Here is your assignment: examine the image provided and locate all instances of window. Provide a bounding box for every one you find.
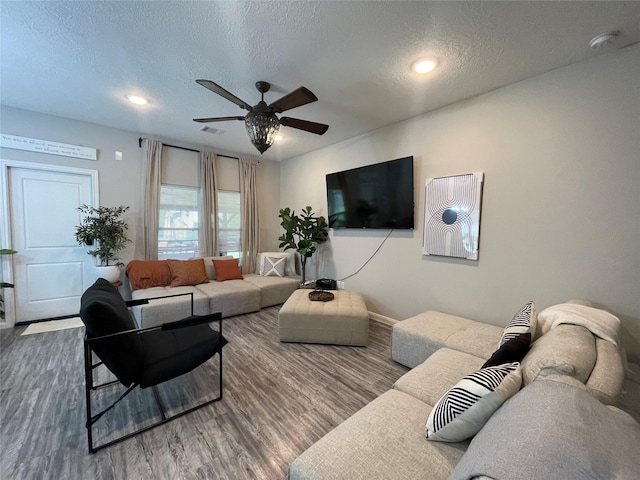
[158,185,200,259]
[218,190,241,258]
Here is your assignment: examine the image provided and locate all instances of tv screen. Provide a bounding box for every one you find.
[326,156,414,229]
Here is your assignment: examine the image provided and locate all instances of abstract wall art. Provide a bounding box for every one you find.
[422,172,484,260]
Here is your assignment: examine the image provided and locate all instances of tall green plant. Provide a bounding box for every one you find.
[0,249,17,320]
[278,206,329,284]
[75,205,131,266]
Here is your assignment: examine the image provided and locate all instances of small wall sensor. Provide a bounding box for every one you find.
[115,151,123,161]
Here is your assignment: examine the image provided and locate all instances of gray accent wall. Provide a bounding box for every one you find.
[280,44,640,362]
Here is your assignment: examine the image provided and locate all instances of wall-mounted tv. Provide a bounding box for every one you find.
[326,156,414,229]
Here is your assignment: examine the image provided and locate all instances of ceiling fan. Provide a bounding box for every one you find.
[193,79,329,154]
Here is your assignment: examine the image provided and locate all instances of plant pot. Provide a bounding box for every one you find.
[96,265,121,283]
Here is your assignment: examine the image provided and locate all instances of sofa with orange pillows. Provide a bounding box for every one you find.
[125,252,300,328]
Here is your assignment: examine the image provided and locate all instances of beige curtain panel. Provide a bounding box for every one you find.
[239,157,259,274]
[199,151,219,257]
[142,139,163,260]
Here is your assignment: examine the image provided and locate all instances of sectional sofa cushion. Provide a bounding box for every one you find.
[130,285,211,328]
[195,279,260,317]
[426,363,522,442]
[243,274,300,308]
[585,337,625,405]
[166,258,209,287]
[497,301,536,347]
[289,389,469,480]
[392,311,503,368]
[449,378,640,480]
[393,348,485,407]
[520,324,596,385]
[126,260,172,291]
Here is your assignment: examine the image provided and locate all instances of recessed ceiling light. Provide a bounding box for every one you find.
[412,57,439,74]
[127,94,148,105]
[274,134,283,141]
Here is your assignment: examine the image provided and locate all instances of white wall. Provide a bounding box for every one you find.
[0,107,281,289]
[280,44,640,361]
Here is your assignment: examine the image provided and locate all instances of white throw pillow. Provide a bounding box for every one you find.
[498,301,536,347]
[262,256,286,277]
[258,251,296,276]
[426,362,522,442]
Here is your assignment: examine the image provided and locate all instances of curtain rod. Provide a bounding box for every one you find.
[138,137,239,160]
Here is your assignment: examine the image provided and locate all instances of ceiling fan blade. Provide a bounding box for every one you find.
[193,116,245,123]
[195,79,253,111]
[280,117,329,135]
[269,87,318,113]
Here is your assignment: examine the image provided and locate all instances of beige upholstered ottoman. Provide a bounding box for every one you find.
[279,289,369,346]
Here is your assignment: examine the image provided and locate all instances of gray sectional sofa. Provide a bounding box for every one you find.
[125,255,300,328]
[289,302,640,479]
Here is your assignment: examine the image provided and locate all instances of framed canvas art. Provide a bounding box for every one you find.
[422,172,484,260]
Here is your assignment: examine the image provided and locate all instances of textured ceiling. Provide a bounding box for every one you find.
[1,1,639,161]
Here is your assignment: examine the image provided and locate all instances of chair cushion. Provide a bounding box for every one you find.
[80,278,144,387]
[138,319,227,388]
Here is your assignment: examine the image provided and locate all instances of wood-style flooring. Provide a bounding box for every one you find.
[1,307,409,479]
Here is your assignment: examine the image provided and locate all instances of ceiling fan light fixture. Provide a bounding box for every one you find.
[194,79,328,155]
[245,110,280,154]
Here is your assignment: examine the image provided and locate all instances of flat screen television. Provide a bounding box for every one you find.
[326,156,414,229]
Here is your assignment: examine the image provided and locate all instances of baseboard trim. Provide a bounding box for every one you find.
[368,311,398,326]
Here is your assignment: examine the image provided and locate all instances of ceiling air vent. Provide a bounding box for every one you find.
[199,125,225,135]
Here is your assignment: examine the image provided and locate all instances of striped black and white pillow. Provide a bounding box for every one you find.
[498,301,536,347]
[426,362,522,442]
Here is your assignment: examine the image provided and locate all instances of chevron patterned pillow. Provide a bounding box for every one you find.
[262,256,287,277]
[426,362,522,442]
[498,301,536,347]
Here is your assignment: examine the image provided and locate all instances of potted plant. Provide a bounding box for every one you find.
[0,248,17,320]
[278,206,329,284]
[75,204,131,282]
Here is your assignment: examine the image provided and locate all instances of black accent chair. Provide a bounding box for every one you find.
[79,278,227,453]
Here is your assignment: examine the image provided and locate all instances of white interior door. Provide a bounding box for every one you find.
[7,164,97,323]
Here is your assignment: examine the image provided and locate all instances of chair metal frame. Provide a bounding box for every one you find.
[83,292,223,453]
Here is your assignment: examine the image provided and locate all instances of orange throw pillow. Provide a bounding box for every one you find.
[126,260,172,291]
[166,259,209,287]
[212,258,244,282]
